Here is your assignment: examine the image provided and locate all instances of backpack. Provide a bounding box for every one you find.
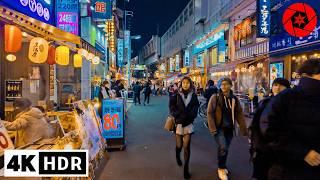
[249,97,271,161]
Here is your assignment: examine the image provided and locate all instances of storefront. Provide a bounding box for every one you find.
[192,24,228,88]
[269,0,320,85]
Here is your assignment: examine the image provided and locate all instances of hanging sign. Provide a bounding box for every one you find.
[117,38,124,67]
[56,0,79,35]
[91,0,112,20]
[28,37,49,64]
[257,0,271,37]
[1,0,54,24]
[102,99,124,139]
[175,55,180,71]
[184,50,190,67]
[169,58,175,72]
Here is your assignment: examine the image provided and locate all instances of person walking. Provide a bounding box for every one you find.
[250,78,290,180]
[206,77,248,180]
[133,81,142,105]
[264,59,320,180]
[143,81,152,105]
[169,77,199,179]
[204,80,218,105]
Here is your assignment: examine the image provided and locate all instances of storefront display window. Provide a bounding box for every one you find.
[209,47,218,66]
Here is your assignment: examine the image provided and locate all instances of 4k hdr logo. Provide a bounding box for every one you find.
[282,2,317,37]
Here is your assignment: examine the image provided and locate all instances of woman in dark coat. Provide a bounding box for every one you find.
[169,76,200,179]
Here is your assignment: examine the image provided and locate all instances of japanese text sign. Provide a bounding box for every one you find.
[91,0,112,20]
[102,99,124,139]
[56,0,79,35]
[257,0,271,37]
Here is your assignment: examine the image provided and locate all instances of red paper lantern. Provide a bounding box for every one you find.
[47,46,56,65]
[5,25,22,53]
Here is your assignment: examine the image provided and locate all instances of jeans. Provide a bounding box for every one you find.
[214,128,234,169]
[134,93,141,104]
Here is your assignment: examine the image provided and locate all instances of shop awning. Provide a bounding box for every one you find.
[0,5,81,45]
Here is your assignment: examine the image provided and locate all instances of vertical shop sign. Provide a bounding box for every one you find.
[56,0,79,35]
[91,0,112,20]
[257,0,271,37]
[197,53,204,67]
[170,58,174,72]
[117,38,124,67]
[175,55,180,71]
[124,30,131,63]
[102,99,124,139]
[184,50,190,67]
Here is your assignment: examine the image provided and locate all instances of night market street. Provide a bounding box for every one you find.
[97,96,252,180]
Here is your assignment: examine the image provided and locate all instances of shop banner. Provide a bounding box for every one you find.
[102,99,124,139]
[197,53,204,68]
[184,50,190,67]
[270,0,320,52]
[257,0,271,37]
[169,58,175,72]
[269,62,284,88]
[91,0,112,20]
[117,38,124,67]
[193,31,224,54]
[124,30,131,63]
[56,0,79,35]
[0,0,54,24]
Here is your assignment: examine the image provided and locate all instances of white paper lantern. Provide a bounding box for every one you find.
[92,56,100,65]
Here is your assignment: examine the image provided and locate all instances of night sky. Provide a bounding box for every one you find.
[118,0,190,56]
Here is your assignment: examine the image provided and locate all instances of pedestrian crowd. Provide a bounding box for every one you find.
[166,59,320,180]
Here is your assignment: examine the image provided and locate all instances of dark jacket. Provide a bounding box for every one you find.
[204,86,218,104]
[143,84,152,95]
[133,84,142,95]
[169,91,199,127]
[207,91,247,136]
[265,77,320,179]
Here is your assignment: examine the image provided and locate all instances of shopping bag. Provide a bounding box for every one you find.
[164,115,175,131]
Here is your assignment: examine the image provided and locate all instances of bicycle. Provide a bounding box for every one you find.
[198,101,209,129]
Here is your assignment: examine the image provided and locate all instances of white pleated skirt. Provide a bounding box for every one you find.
[176,124,194,135]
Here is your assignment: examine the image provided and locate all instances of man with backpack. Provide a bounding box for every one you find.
[207,78,248,180]
[250,78,290,180]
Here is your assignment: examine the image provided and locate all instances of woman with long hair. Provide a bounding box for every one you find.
[169,76,200,179]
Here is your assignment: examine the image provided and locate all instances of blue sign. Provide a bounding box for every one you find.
[193,31,224,54]
[257,0,271,37]
[270,62,284,88]
[1,0,54,25]
[184,50,190,67]
[102,99,124,139]
[270,0,320,52]
[117,39,124,67]
[91,0,112,20]
[56,0,79,35]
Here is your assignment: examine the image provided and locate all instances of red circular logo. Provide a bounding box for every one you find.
[282,3,317,37]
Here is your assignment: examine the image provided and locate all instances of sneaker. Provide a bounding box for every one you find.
[217,168,229,180]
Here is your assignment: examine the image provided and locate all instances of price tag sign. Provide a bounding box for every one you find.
[102,99,124,139]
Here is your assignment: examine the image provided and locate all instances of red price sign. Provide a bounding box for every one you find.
[103,114,120,131]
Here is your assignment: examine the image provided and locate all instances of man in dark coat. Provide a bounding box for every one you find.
[204,80,218,104]
[133,82,142,105]
[265,59,320,180]
[143,81,152,105]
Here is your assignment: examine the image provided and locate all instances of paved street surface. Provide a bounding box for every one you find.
[97,96,252,180]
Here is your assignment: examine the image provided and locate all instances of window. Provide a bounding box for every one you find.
[180,15,184,27]
[189,1,194,16]
[184,9,188,22]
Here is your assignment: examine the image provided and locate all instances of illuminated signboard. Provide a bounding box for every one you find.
[270,0,320,52]
[170,58,174,72]
[117,39,124,67]
[175,55,180,71]
[1,0,54,24]
[56,0,79,35]
[257,0,271,37]
[91,0,112,20]
[102,99,124,139]
[193,31,224,54]
[184,50,190,67]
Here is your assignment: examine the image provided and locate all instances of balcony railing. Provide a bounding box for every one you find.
[235,40,269,60]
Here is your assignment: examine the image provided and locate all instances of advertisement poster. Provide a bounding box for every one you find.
[269,62,284,88]
[73,101,103,160]
[102,99,124,139]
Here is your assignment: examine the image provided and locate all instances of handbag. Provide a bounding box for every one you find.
[164,115,175,131]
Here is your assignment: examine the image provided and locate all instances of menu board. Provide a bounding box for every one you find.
[102,99,124,139]
[73,101,104,160]
[5,80,22,99]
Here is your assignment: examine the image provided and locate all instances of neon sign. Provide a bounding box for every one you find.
[257,0,271,37]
